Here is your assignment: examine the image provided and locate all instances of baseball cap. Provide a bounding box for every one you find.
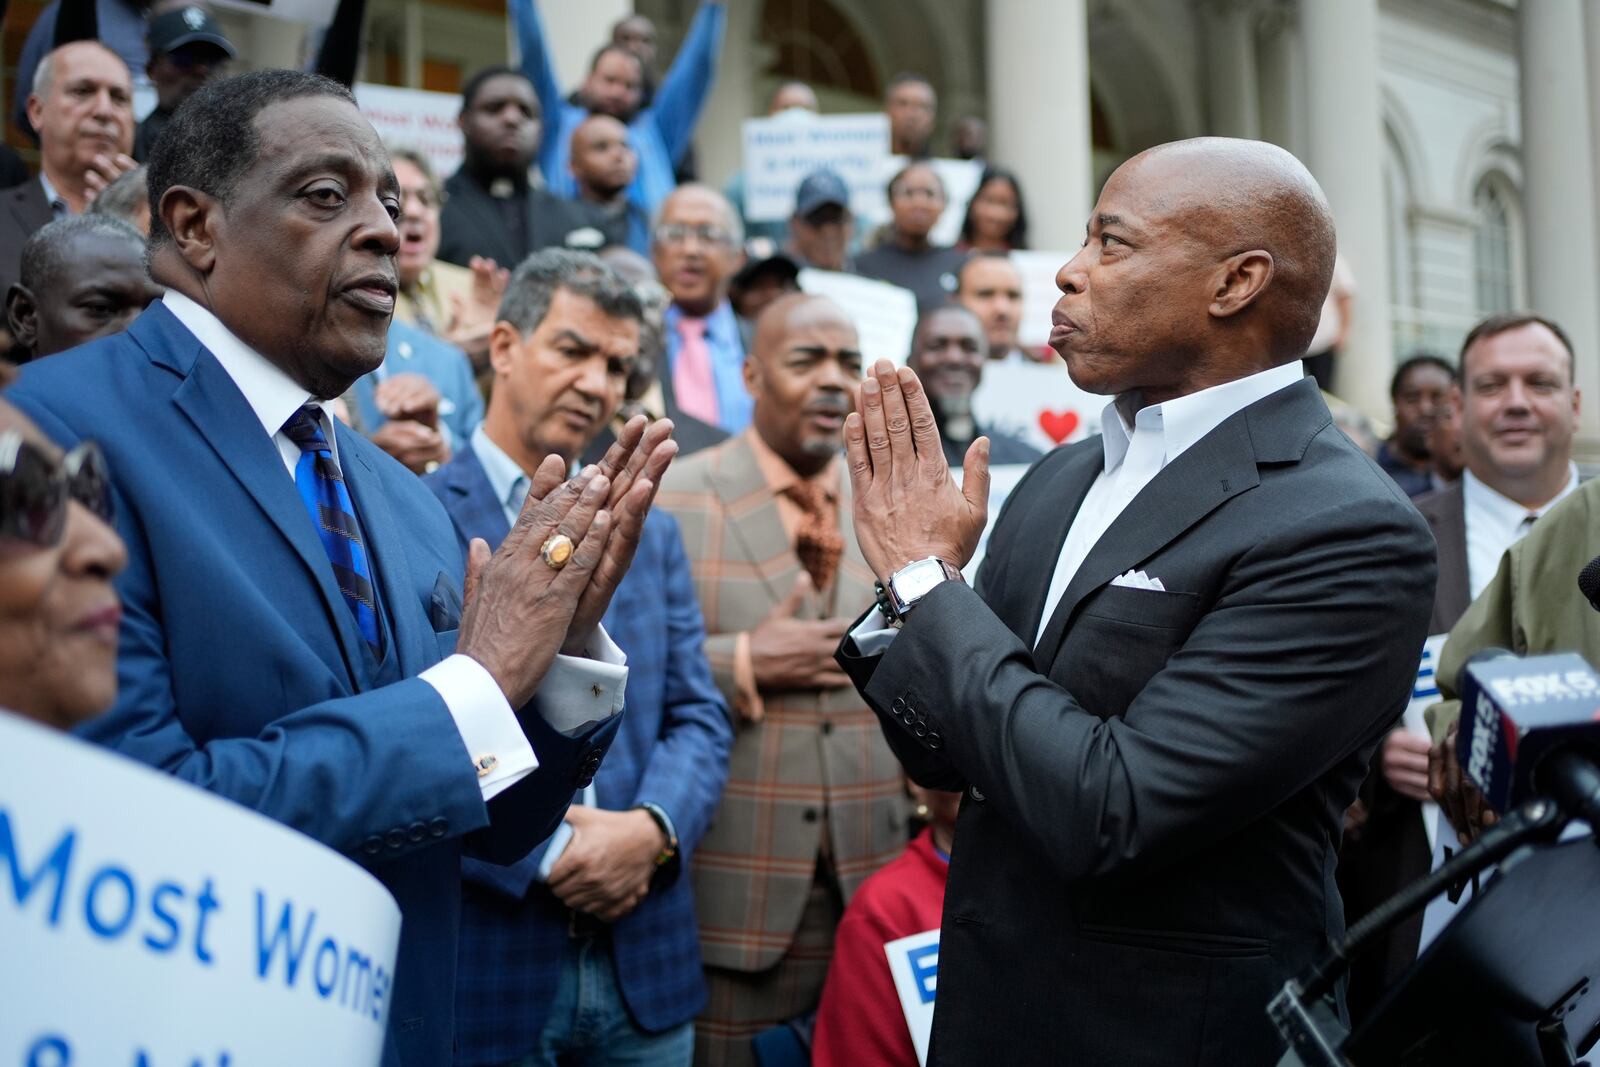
[793,168,850,219]
[147,6,237,59]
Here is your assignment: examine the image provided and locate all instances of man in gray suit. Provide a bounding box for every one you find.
[1341,310,1581,1017]
[0,40,135,298]
[834,137,1436,1066]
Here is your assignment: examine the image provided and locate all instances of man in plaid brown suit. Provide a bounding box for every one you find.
[656,293,908,1066]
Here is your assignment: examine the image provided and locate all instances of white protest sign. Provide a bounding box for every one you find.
[957,463,1032,583]
[798,268,919,369]
[356,83,465,180]
[971,357,1103,454]
[0,713,401,1066]
[210,0,336,26]
[1404,634,1449,852]
[742,113,890,223]
[885,928,940,1067]
[1010,249,1071,352]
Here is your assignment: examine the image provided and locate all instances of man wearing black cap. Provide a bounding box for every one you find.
[729,246,800,350]
[133,5,235,162]
[787,168,853,273]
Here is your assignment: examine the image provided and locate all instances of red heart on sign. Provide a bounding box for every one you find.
[1038,409,1080,444]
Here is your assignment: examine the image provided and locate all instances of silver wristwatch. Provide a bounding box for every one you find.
[885,557,965,620]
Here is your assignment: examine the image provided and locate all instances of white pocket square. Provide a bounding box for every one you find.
[1110,569,1166,592]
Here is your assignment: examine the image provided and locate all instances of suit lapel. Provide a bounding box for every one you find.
[1427,484,1470,632]
[9,180,51,236]
[168,344,366,683]
[439,446,514,548]
[711,435,803,609]
[1032,405,1261,665]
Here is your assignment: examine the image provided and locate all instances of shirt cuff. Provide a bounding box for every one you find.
[733,631,765,722]
[849,607,900,657]
[535,624,629,736]
[420,653,539,802]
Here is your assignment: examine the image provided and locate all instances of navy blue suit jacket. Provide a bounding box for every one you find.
[8,304,620,1067]
[425,445,732,1063]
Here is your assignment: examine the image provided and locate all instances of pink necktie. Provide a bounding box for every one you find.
[673,316,720,426]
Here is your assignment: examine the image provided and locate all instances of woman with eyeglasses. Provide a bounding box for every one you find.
[0,388,127,731]
[854,161,969,311]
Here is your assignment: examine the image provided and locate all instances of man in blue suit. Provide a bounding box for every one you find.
[427,248,731,1066]
[7,72,679,1067]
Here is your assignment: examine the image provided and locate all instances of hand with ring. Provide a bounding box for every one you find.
[512,413,679,656]
[454,459,615,709]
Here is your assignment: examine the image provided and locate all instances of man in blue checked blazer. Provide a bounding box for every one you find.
[8,74,681,1067]
[426,248,731,1067]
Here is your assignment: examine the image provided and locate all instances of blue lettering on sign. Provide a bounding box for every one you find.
[255,890,392,1022]
[0,810,73,925]
[25,1035,70,1067]
[906,943,939,1005]
[255,893,317,986]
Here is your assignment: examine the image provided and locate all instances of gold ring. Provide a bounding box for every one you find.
[541,533,575,569]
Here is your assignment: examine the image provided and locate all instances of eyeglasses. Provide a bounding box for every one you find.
[0,432,114,548]
[653,223,734,248]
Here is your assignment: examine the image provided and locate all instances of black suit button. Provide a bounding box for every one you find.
[582,753,603,774]
[362,835,383,856]
[969,786,986,802]
[891,697,906,713]
[913,722,928,738]
[407,821,426,843]
[927,732,943,750]
[385,829,407,850]
[803,808,819,823]
[820,721,834,735]
[428,817,448,839]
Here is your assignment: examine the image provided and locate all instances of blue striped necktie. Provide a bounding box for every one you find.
[282,405,382,653]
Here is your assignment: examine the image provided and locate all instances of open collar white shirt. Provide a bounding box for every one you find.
[1033,360,1306,646]
[1461,463,1578,600]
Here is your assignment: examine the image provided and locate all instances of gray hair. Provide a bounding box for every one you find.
[32,40,123,99]
[385,143,444,204]
[649,182,744,247]
[498,248,645,336]
[88,164,148,227]
[19,214,146,290]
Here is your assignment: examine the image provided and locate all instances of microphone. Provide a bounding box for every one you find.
[1579,553,1600,612]
[1457,649,1600,825]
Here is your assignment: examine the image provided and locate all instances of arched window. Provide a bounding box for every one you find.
[1474,177,1516,317]
[760,0,880,100]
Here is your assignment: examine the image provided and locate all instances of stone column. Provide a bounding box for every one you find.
[1256,1,1304,158]
[691,0,758,190]
[1300,0,1393,420]
[1565,0,1600,456]
[1203,0,1260,139]
[986,0,1093,250]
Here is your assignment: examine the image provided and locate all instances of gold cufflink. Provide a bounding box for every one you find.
[475,754,498,778]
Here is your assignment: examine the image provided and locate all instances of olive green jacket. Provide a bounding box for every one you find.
[1426,477,1600,742]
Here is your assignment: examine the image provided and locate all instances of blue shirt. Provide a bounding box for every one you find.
[663,300,752,435]
[513,0,724,218]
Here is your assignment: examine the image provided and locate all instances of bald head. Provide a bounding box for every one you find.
[1053,136,1336,403]
[570,113,636,200]
[745,293,862,475]
[1126,137,1336,360]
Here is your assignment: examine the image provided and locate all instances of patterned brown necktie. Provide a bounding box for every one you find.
[787,480,843,592]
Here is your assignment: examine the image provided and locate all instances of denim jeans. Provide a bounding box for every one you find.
[508,936,695,1067]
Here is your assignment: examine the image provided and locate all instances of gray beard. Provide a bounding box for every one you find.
[932,392,975,444]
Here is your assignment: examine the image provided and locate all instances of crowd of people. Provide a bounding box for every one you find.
[0,1,1588,1066]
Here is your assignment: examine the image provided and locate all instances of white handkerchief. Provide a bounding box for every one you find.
[1110,569,1166,592]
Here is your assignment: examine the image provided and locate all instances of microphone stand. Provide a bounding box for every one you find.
[1269,798,1572,1067]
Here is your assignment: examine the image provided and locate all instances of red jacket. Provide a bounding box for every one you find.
[813,827,949,1067]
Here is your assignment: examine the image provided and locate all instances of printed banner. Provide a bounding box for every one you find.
[356,82,465,180]
[0,713,401,1066]
[741,113,891,223]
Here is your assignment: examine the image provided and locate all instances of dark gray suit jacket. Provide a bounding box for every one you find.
[1413,481,1469,635]
[0,178,52,298]
[839,378,1436,1067]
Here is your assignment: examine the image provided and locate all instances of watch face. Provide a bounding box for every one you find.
[895,559,946,600]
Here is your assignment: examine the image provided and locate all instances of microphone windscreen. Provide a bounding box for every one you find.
[1579,554,1600,612]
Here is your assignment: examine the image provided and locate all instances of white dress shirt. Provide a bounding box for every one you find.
[1461,463,1578,600]
[851,360,1306,652]
[163,290,627,802]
